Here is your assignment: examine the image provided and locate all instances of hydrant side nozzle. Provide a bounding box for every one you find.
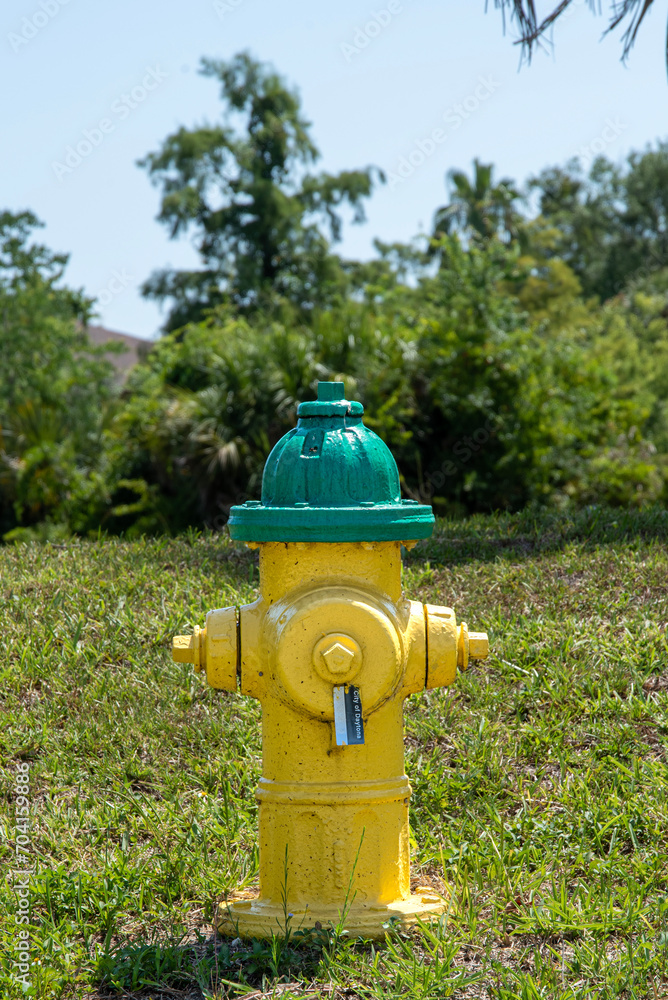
[424,604,458,690]
[399,600,429,696]
[204,606,239,691]
[171,608,239,691]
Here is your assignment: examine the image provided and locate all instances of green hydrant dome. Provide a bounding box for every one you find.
[228,382,434,543]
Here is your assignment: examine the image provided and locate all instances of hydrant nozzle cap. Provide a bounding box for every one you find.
[469,632,489,660]
[457,622,489,671]
[228,381,434,543]
[172,627,202,670]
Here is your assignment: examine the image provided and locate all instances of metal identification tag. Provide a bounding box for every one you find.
[333,685,365,746]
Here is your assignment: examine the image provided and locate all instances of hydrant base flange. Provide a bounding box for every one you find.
[216,890,449,941]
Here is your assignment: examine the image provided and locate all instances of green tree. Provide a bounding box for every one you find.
[530,144,668,301]
[0,211,93,411]
[139,51,383,331]
[433,159,522,244]
[0,211,116,537]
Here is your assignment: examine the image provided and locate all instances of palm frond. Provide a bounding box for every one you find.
[489,1,661,66]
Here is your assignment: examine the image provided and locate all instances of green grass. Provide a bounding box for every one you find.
[1,505,668,999]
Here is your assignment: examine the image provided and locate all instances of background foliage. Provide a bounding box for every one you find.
[3,53,668,540]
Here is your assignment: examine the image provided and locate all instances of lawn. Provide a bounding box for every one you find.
[1,506,667,999]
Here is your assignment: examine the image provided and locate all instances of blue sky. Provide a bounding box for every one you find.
[2,0,667,339]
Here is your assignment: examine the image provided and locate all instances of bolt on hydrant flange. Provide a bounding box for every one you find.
[172,381,489,939]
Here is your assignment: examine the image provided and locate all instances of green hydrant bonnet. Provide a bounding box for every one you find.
[228,381,434,542]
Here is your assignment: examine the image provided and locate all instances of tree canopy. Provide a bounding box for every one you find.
[529,143,668,300]
[433,158,522,244]
[0,212,116,539]
[140,52,382,331]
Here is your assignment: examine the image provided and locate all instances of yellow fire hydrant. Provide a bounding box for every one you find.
[173,382,488,938]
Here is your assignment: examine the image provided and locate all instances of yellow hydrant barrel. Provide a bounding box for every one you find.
[172,381,489,938]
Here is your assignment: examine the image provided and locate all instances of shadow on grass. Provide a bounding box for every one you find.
[409,504,668,567]
[95,927,325,999]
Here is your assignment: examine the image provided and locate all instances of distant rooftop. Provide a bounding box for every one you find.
[87,325,152,376]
